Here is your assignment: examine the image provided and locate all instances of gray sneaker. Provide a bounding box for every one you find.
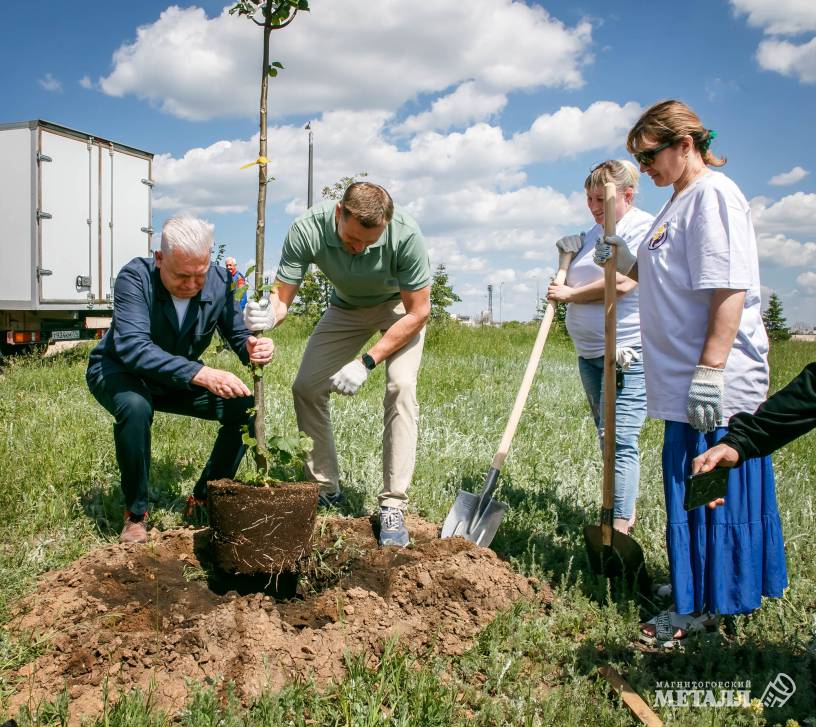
[379,506,409,547]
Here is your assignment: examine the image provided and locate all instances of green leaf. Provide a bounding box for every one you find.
[233,284,249,301]
[245,265,256,277]
[271,61,284,69]
[241,432,257,447]
[297,0,309,9]
[267,67,278,78]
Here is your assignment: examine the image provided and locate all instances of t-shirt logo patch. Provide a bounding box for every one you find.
[648,222,669,250]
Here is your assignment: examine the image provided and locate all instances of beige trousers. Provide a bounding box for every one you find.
[292,299,426,510]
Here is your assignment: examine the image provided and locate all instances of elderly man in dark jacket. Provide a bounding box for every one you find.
[87,216,273,544]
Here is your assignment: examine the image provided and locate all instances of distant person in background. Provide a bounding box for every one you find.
[595,100,787,647]
[225,257,248,310]
[86,217,274,545]
[692,362,816,506]
[547,160,653,534]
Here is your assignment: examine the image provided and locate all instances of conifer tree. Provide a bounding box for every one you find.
[430,264,461,321]
[763,292,791,341]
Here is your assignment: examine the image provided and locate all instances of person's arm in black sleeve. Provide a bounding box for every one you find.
[720,362,816,461]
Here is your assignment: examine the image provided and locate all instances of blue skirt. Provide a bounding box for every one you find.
[663,421,788,615]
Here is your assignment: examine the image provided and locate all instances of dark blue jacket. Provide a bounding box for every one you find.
[87,257,251,391]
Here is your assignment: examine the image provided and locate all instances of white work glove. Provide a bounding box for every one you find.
[243,298,277,332]
[593,234,637,275]
[615,346,640,371]
[329,359,369,396]
[555,232,585,254]
[687,365,725,433]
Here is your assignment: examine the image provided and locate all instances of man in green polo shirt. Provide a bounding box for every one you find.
[243,182,431,547]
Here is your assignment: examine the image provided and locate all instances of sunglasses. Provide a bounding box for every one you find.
[633,140,674,166]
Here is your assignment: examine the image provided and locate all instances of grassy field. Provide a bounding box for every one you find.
[1,320,814,725]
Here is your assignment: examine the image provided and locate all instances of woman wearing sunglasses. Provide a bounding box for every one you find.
[547,160,653,535]
[594,100,787,648]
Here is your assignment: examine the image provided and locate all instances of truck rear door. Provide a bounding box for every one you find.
[98,146,152,302]
[38,128,152,305]
[38,128,97,303]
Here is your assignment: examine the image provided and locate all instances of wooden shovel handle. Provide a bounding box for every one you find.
[599,667,664,727]
[602,182,618,546]
[491,250,573,470]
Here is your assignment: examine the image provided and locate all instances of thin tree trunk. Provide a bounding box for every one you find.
[252,21,272,472]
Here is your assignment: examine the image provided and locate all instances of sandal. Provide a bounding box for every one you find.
[639,610,718,649]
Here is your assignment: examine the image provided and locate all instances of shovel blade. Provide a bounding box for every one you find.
[583,525,651,593]
[441,490,508,547]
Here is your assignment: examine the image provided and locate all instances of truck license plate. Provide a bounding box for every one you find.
[51,330,80,341]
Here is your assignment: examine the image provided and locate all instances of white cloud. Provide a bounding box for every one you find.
[757,36,816,83]
[148,93,640,315]
[38,73,62,93]
[751,194,816,270]
[730,1,816,83]
[517,101,643,161]
[796,271,816,293]
[730,0,816,35]
[79,75,93,90]
[392,82,507,136]
[153,102,629,226]
[407,187,586,237]
[98,1,592,121]
[755,233,816,267]
[751,192,816,236]
[769,165,809,185]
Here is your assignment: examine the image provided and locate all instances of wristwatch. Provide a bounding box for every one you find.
[361,353,377,370]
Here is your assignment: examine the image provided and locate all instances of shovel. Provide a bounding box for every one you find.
[441,250,574,547]
[583,182,651,593]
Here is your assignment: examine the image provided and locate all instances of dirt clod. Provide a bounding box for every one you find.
[6,515,543,724]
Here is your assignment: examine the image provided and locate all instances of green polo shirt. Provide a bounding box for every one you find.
[276,200,431,309]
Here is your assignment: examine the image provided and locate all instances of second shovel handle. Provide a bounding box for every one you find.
[491,250,573,470]
[602,182,618,545]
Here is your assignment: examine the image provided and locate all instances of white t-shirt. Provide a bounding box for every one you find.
[636,171,769,423]
[171,295,191,327]
[565,206,654,358]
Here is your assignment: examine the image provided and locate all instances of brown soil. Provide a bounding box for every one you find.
[208,479,318,575]
[5,516,547,725]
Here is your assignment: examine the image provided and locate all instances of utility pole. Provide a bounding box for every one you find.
[487,284,494,325]
[305,122,314,208]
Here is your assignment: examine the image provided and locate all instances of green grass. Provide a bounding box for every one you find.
[1,322,815,725]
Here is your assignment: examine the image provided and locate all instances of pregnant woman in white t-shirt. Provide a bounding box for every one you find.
[595,100,788,648]
[548,160,653,534]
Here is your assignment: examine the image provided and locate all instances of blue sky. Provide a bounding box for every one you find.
[2,0,815,325]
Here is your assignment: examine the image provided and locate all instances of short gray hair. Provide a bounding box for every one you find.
[160,216,214,258]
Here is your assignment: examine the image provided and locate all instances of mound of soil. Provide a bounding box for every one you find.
[6,516,545,724]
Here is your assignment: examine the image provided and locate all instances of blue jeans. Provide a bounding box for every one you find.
[577,349,647,520]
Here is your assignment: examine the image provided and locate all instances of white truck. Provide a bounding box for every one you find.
[0,120,153,355]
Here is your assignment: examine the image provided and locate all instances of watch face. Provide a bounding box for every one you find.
[362,354,376,370]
